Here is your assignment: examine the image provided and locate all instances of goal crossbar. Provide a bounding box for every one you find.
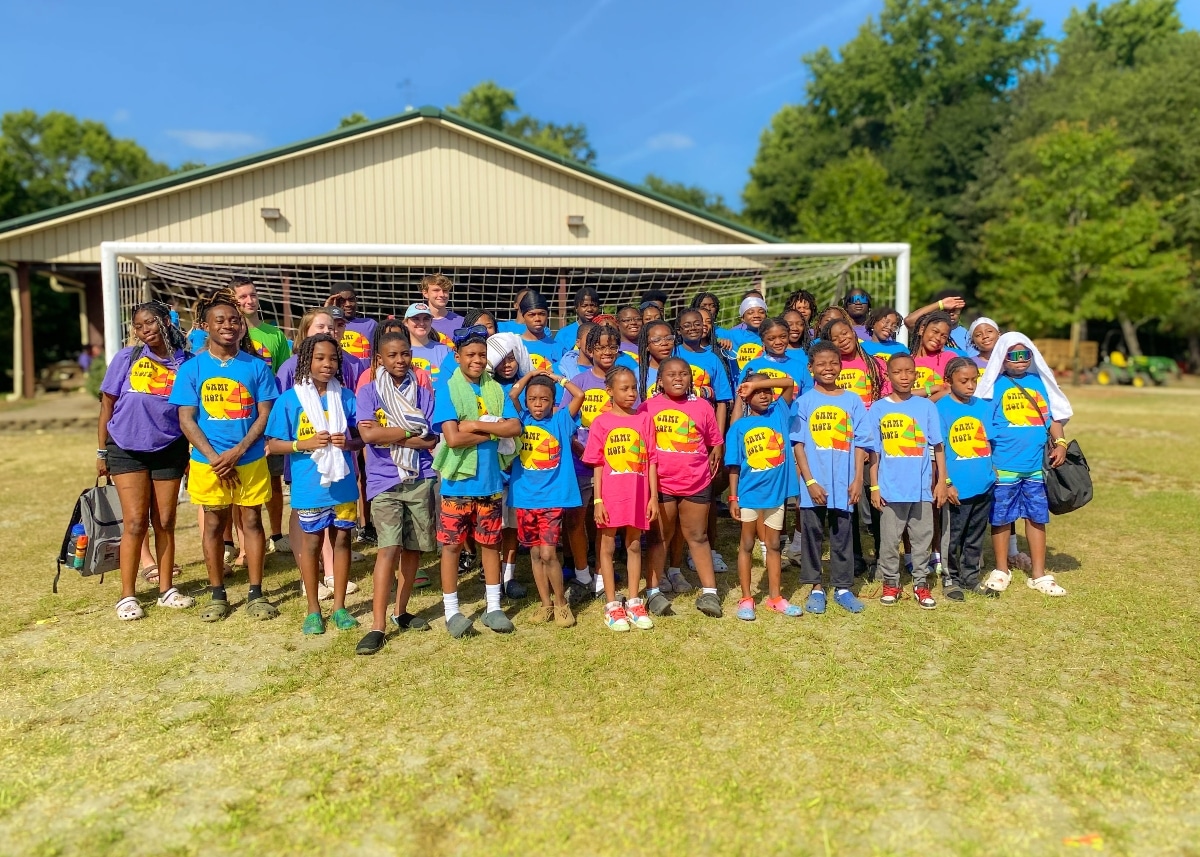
[101,241,911,362]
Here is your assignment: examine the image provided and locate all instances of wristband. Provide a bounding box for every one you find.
[727,495,737,502]
[96,449,108,459]
[557,376,569,387]
[1054,438,1068,448]
[292,440,299,453]
[593,497,603,505]
[938,299,945,311]
[868,485,880,492]
[804,478,817,487]
[944,478,953,486]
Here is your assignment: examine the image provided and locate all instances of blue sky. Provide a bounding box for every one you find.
[6,0,1199,212]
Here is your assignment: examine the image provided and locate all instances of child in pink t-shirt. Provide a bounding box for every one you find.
[640,357,726,620]
[908,310,957,400]
[825,318,890,409]
[583,366,659,632]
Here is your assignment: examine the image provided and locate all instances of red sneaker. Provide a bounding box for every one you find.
[914,587,936,609]
[880,585,902,606]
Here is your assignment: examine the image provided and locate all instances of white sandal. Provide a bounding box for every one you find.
[1027,574,1067,596]
[116,596,145,621]
[157,587,196,609]
[983,568,1012,592]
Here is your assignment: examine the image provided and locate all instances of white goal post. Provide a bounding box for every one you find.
[100,242,911,363]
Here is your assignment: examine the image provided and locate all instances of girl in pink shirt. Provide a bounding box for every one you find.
[583,366,659,632]
[825,319,889,410]
[908,310,957,400]
[641,357,726,620]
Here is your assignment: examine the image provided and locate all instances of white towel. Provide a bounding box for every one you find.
[976,332,1073,422]
[486,333,532,378]
[294,378,350,487]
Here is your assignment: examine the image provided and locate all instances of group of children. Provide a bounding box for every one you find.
[107,275,1074,653]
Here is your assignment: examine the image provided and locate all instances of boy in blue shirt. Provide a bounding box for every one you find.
[792,341,874,615]
[431,326,524,637]
[935,357,997,600]
[508,369,586,628]
[169,289,279,623]
[867,353,948,609]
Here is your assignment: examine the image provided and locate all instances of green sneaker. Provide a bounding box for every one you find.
[330,607,358,631]
[302,612,326,635]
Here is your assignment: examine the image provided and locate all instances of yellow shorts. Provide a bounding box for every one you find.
[189,457,273,509]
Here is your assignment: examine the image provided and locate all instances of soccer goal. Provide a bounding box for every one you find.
[100,242,910,362]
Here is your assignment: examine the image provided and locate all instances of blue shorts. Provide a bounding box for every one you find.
[296,501,359,534]
[990,478,1049,526]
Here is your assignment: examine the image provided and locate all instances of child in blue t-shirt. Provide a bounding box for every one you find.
[508,369,586,628]
[431,328,524,638]
[726,373,800,621]
[978,335,1072,597]
[867,353,948,609]
[935,357,996,599]
[265,334,361,636]
[792,341,874,615]
[738,317,813,418]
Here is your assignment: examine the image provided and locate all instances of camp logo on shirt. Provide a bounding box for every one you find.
[755,366,793,402]
[916,366,944,392]
[837,368,872,405]
[736,342,764,369]
[1001,386,1048,427]
[809,405,852,451]
[689,364,714,399]
[654,409,702,453]
[948,416,990,460]
[580,388,613,428]
[341,328,370,360]
[250,337,272,363]
[297,410,331,442]
[879,412,926,457]
[475,395,490,417]
[743,426,786,471]
[528,352,554,372]
[200,378,254,420]
[519,425,561,471]
[127,357,176,397]
[603,427,647,474]
[374,408,390,428]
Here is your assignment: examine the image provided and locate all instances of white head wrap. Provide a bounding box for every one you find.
[968,317,1000,337]
[486,332,532,379]
[739,296,768,316]
[976,332,1073,422]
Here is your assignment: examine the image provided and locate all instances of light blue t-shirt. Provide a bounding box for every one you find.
[988,374,1052,473]
[510,407,584,510]
[791,388,873,511]
[555,320,583,350]
[862,340,910,362]
[867,395,944,503]
[500,319,556,341]
[168,350,279,465]
[411,341,454,384]
[265,387,359,509]
[186,328,208,354]
[675,346,733,404]
[725,398,797,510]
[725,327,765,373]
[936,394,996,499]
[949,325,977,356]
[523,335,565,373]
[431,374,519,497]
[741,351,813,400]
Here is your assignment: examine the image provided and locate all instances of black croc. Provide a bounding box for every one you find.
[355,630,386,655]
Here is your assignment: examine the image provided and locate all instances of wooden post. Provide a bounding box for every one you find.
[17,263,35,399]
[1069,317,1083,386]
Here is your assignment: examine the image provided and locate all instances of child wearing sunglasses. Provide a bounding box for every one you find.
[977,335,1073,597]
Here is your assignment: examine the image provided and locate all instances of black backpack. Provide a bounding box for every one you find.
[55,479,124,592]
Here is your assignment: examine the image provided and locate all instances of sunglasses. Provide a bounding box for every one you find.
[848,295,870,305]
[452,324,490,345]
[1006,349,1032,362]
[648,335,675,346]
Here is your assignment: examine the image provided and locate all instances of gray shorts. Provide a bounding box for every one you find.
[371,478,437,552]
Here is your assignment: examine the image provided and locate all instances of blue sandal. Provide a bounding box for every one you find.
[805,589,827,614]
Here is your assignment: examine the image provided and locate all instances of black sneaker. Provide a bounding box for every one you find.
[358,524,378,546]
[943,582,965,602]
[390,612,431,631]
[457,551,476,576]
[646,591,672,616]
[355,629,386,655]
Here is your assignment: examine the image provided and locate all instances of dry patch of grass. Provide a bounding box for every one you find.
[1,386,1198,855]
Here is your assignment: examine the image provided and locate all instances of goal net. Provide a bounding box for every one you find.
[101,243,910,359]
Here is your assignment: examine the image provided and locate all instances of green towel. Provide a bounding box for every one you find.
[432,369,513,481]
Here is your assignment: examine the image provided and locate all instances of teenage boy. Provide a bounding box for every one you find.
[170,290,280,622]
[842,288,872,340]
[420,273,465,341]
[234,276,292,554]
[327,286,377,362]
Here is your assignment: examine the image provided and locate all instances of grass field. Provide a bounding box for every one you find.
[2,385,1198,856]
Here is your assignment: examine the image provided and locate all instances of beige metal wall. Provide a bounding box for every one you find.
[0,118,758,264]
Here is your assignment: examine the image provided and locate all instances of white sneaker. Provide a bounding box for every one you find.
[265,537,276,555]
[325,576,359,596]
[274,535,293,554]
[222,545,235,566]
[711,550,729,573]
[302,580,334,600]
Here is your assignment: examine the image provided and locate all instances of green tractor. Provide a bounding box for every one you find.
[1089,332,1171,387]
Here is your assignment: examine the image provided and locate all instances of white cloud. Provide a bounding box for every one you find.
[646,132,695,152]
[166,130,264,151]
[112,108,131,123]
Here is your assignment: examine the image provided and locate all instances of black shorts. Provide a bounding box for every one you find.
[106,436,189,480]
[658,485,712,505]
[267,453,285,478]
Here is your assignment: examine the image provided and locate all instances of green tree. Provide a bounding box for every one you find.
[446,81,596,165]
[794,149,944,295]
[977,121,1187,377]
[643,174,737,220]
[337,112,370,129]
[744,0,1048,285]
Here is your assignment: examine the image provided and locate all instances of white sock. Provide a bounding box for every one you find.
[668,566,681,578]
[485,583,501,613]
[593,575,606,594]
[502,563,515,584]
[1009,534,1019,555]
[835,588,851,595]
[702,587,717,595]
[323,575,334,588]
[442,592,460,621]
[574,567,592,585]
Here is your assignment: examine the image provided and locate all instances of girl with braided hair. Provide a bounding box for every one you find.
[266,334,362,635]
[634,319,677,400]
[98,300,195,620]
[691,292,734,354]
[908,310,958,400]
[861,306,909,362]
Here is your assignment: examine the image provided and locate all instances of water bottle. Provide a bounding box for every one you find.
[73,533,88,569]
[68,524,85,560]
